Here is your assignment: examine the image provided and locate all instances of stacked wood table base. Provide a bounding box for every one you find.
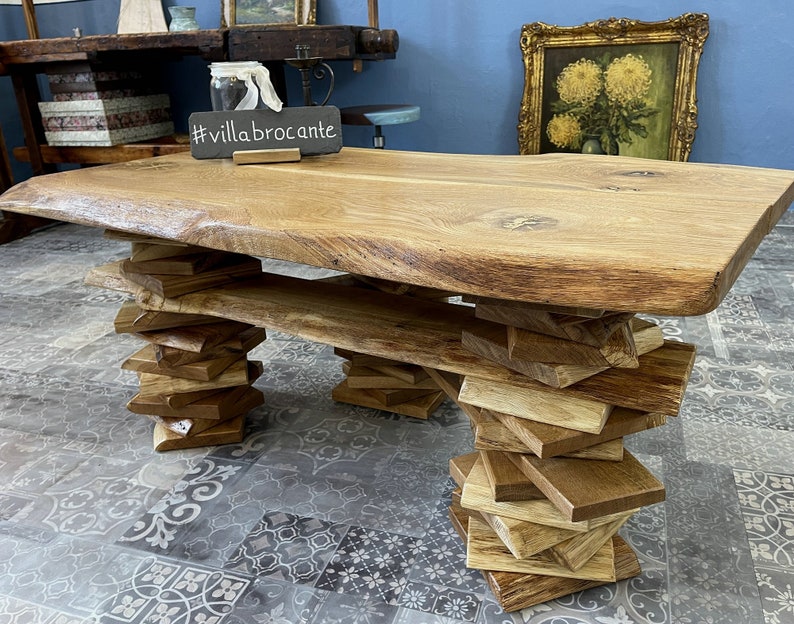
[86,255,695,608]
[434,299,695,611]
[107,231,266,451]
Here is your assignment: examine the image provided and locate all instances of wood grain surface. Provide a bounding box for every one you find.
[4,149,794,315]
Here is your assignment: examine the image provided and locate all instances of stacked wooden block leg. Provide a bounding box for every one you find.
[332,348,446,419]
[328,274,452,420]
[440,299,695,611]
[107,231,266,451]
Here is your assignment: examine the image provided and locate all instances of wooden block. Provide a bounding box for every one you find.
[474,416,625,460]
[462,321,603,388]
[334,348,404,368]
[138,320,255,353]
[155,326,266,366]
[331,380,445,420]
[490,408,665,459]
[481,451,544,502]
[130,242,212,262]
[365,385,439,406]
[631,318,667,355]
[506,321,639,368]
[466,296,607,319]
[481,510,578,559]
[122,343,244,381]
[422,367,485,424]
[449,503,641,613]
[120,255,262,297]
[463,318,663,388]
[164,387,232,409]
[562,438,624,461]
[509,451,665,522]
[461,456,594,532]
[233,147,302,164]
[459,376,612,435]
[449,452,479,488]
[466,515,617,582]
[473,300,633,347]
[485,535,640,612]
[321,273,456,301]
[550,512,633,571]
[122,251,245,276]
[157,363,263,411]
[343,364,439,390]
[344,273,457,300]
[127,383,260,420]
[153,414,246,451]
[568,340,696,415]
[474,417,535,454]
[113,300,219,333]
[140,386,265,437]
[369,363,429,385]
[137,358,258,398]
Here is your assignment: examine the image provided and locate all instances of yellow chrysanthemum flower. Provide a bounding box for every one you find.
[604,54,652,105]
[556,58,602,105]
[546,114,582,149]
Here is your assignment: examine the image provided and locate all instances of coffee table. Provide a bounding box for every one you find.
[2,148,792,610]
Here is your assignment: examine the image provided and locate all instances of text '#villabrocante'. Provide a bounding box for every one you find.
[191,119,338,145]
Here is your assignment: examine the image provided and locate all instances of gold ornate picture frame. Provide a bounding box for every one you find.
[221,0,317,27]
[517,13,709,161]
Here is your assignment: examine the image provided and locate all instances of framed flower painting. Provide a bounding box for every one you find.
[517,14,709,161]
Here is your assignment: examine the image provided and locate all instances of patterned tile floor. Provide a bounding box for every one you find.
[0,212,792,624]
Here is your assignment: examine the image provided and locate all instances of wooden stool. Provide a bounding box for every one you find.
[340,104,420,148]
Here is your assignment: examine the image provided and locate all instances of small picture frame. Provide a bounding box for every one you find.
[221,0,317,27]
[517,13,709,161]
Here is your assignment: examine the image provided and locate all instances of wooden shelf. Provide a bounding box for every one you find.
[0,24,400,239]
[13,135,191,165]
[0,26,395,69]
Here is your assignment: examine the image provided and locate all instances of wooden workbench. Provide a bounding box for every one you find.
[0,26,397,243]
[1,148,793,610]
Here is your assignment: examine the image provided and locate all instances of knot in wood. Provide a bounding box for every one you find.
[623,170,660,177]
[499,215,557,231]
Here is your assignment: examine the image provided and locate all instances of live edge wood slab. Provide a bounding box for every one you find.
[1,148,793,611]
[3,149,793,315]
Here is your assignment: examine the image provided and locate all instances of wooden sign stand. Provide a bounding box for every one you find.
[232,147,302,165]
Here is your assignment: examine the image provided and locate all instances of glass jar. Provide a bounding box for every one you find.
[168,6,199,32]
[208,61,283,112]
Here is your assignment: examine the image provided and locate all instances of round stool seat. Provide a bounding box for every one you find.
[339,105,420,148]
[340,104,421,127]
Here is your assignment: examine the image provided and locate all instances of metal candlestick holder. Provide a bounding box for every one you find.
[285,44,335,106]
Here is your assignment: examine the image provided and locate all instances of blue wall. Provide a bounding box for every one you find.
[2,0,793,185]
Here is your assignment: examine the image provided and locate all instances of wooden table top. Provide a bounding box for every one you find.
[2,148,793,315]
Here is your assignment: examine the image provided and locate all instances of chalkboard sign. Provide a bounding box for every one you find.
[189,106,342,159]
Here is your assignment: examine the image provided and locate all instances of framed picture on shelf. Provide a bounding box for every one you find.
[517,13,709,161]
[221,0,316,27]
